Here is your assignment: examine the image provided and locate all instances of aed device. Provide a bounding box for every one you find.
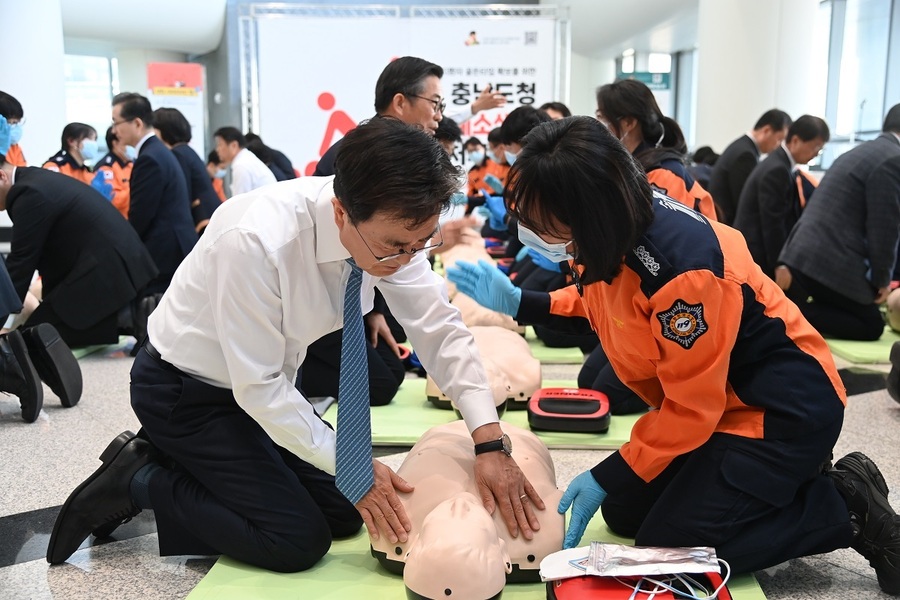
[527,388,611,434]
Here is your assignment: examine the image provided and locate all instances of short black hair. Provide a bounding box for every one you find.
[539,101,572,118]
[500,106,551,145]
[374,56,443,114]
[506,117,654,285]
[754,109,792,132]
[692,146,719,165]
[153,107,192,145]
[787,115,830,144]
[207,150,221,165]
[463,136,483,149]
[214,126,246,148]
[0,91,23,120]
[883,103,900,133]
[112,92,154,128]
[334,118,460,226]
[434,117,462,144]
[105,126,118,150]
[244,132,262,144]
[61,122,97,151]
[487,127,504,145]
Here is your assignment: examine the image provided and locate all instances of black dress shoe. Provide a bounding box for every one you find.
[21,324,83,408]
[47,431,158,564]
[0,330,43,423]
[829,452,900,595]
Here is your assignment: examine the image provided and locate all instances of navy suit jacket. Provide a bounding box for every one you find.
[708,134,760,225]
[129,135,198,294]
[733,146,801,279]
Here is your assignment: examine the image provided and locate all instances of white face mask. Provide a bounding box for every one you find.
[504,150,518,166]
[80,139,99,161]
[517,221,573,262]
[125,145,138,161]
[467,150,485,164]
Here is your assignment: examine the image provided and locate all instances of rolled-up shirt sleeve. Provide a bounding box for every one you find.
[377,253,499,434]
[204,228,337,474]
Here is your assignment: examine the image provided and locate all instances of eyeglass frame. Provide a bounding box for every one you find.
[407,94,447,115]
[111,117,136,128]
[353,223,444,262]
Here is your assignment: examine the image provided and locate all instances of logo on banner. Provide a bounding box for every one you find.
[304,92,357,176]
[656,299,708,349]
[465,31,479,46]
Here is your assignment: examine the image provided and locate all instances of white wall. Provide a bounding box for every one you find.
[695,0,819,151]
[568,51,616,117]
[0,0,67,166]
[116,49,189,96]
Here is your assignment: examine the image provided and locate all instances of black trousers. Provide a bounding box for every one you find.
[600,417,852,574]
[130,347,362,572]
[26,301,119,347]
[578,344,648,415]
[300,329,405,406]
[786,268,884,341]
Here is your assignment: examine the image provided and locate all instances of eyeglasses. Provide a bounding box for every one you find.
[7,117,25,126]
[111,117,135,128]
[408,95,447,115]
[354,224,444,262]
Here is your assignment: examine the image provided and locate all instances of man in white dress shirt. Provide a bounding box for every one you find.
[214,126,277,197]
[47,118,545,572]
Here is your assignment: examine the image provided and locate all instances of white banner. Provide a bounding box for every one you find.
[254,16,558,175]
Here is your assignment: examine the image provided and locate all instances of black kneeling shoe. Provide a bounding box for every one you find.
[0,330,43,423]
[47,431,158,564]
[829,452,900,595]
[22,324,83,408]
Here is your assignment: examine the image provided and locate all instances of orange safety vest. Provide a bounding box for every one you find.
[94,152,133,218]
[42,150,94,186]
[5,143,27,167]
[467,159,510,197]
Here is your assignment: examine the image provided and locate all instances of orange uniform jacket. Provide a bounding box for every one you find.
[42,150,94,186]
[516,192,845,494]
[212,177,226,202]
[94,152,133,218]
[646,162,717,221]
[5,143,27,167]
[467,158,510,197]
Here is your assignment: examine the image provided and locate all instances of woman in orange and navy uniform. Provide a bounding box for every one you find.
[94,126,134,218]
[595,78,717,221]
[42,122,98,186]
[447,118,900,595]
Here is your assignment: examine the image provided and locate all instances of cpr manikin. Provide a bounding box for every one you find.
[427,325,541,412]
[370,421,565,597]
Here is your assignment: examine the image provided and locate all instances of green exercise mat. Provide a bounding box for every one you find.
[187,512,766,600]
[321,378,640,450]
[71,336,134,359]
[524,326,586,364]
[825,326,900,364]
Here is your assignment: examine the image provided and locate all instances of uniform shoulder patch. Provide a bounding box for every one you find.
[656,299,708,349]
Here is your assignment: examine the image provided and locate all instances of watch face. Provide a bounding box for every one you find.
[501,434,512,455]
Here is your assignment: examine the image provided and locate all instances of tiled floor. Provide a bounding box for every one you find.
[1,352,898,599]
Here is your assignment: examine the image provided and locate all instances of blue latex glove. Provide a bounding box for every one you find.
[481,189,507,231]
[558,471,607,549]
[449,191,467,206]
[515,244,530,262]
[91,171,115,201]
[528,248,563,272]
[483,173,504,195]
[446,259,522,316]
[0,115,10,156]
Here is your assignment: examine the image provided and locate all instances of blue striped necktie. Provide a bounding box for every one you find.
[335,259,374,504]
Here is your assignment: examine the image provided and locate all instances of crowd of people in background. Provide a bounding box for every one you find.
[1,52,898,597]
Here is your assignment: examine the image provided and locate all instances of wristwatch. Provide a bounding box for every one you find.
[474,433,512,457]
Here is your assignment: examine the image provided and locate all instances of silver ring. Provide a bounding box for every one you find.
[520,494,528,500]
